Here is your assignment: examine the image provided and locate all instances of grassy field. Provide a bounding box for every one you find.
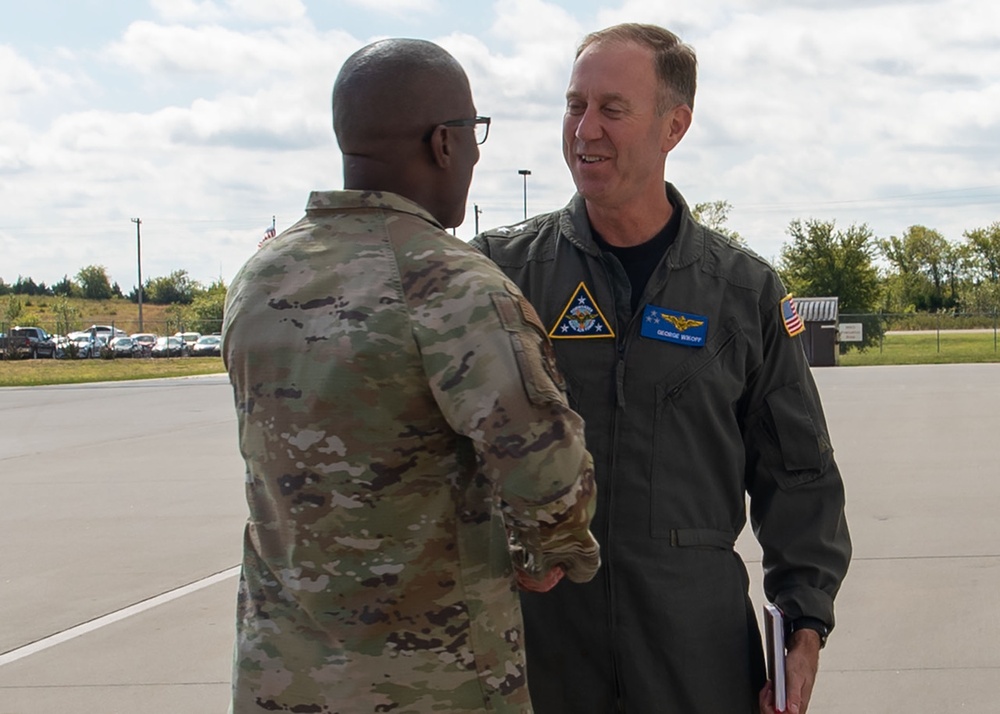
[840,330,1000,366]
[3,295,181,335]
[0,357,225,387]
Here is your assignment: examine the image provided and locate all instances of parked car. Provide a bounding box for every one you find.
[130,333,157,357]
[108,336,140,358]
[189,334,222,357]
[56,334,107,359]
[0,326,57,358]
[151,335,187,358]
[68,325,128,342]
[174,331,201,350]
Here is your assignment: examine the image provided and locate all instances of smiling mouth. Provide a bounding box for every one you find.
[579,155,606,164]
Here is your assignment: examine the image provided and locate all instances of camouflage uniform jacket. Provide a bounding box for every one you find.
[223,189,600,713]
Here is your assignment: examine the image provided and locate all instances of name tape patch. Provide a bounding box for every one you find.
[640,304,708,347]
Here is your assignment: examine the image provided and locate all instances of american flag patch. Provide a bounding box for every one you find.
[781,295,805,337]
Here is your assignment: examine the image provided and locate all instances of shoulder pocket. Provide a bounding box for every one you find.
[491,291,566,406]
[765,382,824,487]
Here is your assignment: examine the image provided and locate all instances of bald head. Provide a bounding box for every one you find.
[333,38,471,154]
[330,38,481,229]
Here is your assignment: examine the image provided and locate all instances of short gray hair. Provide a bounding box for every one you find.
[577,23,697,114]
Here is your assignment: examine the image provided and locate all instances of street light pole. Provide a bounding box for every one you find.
[518,169,531,220]
[132,217,143,332]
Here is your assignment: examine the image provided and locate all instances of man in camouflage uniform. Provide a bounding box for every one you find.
[222,39,600,713]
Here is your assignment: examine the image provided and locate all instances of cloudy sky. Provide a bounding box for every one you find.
[3,0,999,290]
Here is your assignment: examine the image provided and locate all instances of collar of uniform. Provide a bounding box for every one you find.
[305,190,444,230]
[558,182,704,270]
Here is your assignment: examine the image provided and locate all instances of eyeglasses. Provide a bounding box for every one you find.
[425,116,491,145]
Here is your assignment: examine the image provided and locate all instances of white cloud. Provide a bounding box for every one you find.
[151,0,307,24]
[0,46,48,96]
[226,0,308,23]
[150,0,226,23]
[343,0,440,16]
[483,0,583,98]
[104,22,357,81]
[0,46,81,122]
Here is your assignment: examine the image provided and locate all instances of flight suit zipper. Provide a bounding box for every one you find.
[599,256,627,710]
[607,254,676,711]
[605,252,661,711]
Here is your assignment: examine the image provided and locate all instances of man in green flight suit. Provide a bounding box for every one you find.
[474,22,851,714]
[224,38,600,713]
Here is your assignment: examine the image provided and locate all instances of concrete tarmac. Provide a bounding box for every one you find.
[1,365,998,713]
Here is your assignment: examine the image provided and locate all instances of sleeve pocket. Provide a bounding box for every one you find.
[491,291,567,407]
[765,382,824,487]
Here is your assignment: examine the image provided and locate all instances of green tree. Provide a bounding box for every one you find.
[51,275,76,297]
[76,265,114,300]
[12,276,45,296]
[693,200,743,244]
[779,219,883,352]
[0,277,10,296]
[879,226,955,311]
[4,295,23,324]
[941,241,968,309]
[164,303,189,333]
[778,218,881,315]
[962,222,1000,314]
[963,222,1000,284]
[145,270,198,304]
[52,297,81,336]
[881,233,924,312]
[188,279,228,335]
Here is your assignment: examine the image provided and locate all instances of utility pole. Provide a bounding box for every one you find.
[518,169,531,220]
[131,217,143,332]
[474,204,482,234]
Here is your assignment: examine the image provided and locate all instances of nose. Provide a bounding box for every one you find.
[573,105,603,142]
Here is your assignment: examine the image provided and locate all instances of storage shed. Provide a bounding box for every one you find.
[793,296,840,367]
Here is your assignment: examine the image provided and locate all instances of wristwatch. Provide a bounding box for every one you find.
[788,617,829,649]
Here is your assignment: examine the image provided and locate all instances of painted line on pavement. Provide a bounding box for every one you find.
[0,566,240,667]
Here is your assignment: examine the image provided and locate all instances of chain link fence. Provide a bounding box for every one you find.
[838,312,1000,357]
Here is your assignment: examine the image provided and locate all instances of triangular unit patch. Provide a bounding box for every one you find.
[549,282,615,339]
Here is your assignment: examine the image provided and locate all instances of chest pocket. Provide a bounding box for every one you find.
[653,322,743,406]
[649,321,747,538]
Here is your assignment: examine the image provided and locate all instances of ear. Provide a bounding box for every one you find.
[661,104,693,154]
[428,124,453,170]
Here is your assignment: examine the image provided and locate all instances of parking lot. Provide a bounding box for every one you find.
[0,323,222,360]
[1,365,999,713]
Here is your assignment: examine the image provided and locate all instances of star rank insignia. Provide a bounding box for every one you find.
[549,282,615,339]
